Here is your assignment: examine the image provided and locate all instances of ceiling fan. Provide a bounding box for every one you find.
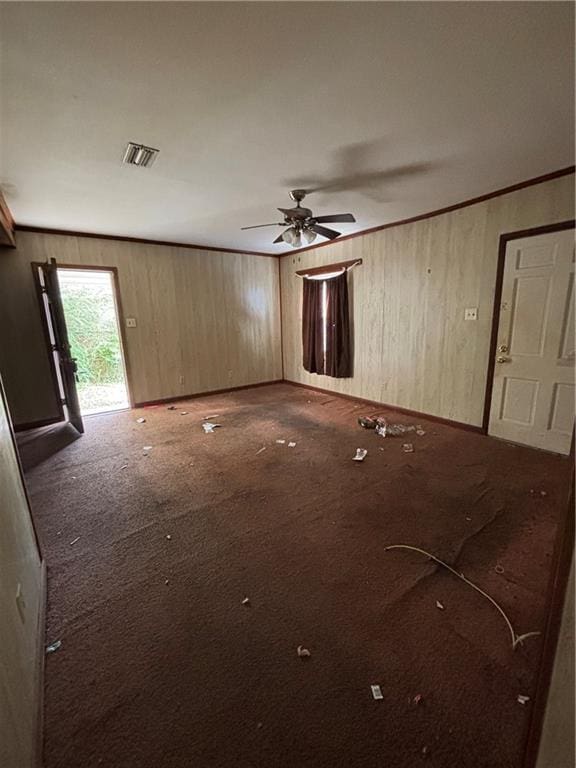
[241,189,356,247]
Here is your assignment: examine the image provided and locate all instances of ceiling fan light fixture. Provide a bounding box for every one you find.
[241,190,356,247]
[282,227,300,247]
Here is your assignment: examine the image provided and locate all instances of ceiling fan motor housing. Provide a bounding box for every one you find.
[289,188,307,204]
[241,188,355,245]
[284,209,313,226]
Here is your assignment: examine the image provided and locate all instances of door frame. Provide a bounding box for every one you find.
[482,219,576,434]
[32,262,134,413]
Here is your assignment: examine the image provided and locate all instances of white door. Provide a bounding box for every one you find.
[488,228,575,455]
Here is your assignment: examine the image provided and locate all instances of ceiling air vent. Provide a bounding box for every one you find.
[122,142,159,168]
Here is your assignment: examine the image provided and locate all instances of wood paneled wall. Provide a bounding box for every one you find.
[280,174,575,426]
[0,376,43,768]
[0,233,281,426]
[1,175,573,429]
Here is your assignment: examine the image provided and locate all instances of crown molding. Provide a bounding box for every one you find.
[280,165,576,258]
[13,225,275,258]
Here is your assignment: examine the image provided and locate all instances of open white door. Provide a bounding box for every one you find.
[488,228,575,455]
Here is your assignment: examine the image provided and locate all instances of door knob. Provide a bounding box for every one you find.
[496,356,511,363]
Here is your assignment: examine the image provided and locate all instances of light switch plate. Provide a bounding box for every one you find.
[464,307,478,321]
[126,317,137,328]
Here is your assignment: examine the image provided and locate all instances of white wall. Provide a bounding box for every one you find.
[0,376,43,768]
[536,556,575,768]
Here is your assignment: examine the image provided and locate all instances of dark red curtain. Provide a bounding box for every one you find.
[302,272,351,377]
[302,278,324,374]
[325,272,351,377]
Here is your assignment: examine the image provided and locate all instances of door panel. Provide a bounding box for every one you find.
[509,275,551,356]
[500,377,539,425]
[558,274,574,363]
[35,260,84,434]
[489,229,575,454]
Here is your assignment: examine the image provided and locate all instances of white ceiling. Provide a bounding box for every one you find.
[0,2,574,254]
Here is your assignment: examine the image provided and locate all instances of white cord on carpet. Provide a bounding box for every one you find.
[385,544,541,650]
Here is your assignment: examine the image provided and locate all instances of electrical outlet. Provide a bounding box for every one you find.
[464,307,478,321]
[126,317,137,328]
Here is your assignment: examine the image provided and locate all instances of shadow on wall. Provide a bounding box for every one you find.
[0,240,281,427]
[0,248,63,427]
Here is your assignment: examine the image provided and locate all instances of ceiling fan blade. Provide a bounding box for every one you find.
[240,223,282,230]
[309,224,341,240]
[273,233,285,244]
[314,213,356,224]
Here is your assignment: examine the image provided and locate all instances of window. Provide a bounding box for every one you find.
[301,268,353,378]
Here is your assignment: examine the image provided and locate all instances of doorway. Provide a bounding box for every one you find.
[57,268,130,416]
[487,225,575,454]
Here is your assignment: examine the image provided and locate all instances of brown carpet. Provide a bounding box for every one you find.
[20,383,572,768]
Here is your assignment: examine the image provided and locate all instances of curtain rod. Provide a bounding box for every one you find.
[295,258,362,278]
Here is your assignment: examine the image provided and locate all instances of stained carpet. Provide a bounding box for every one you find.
[19,383,572,768]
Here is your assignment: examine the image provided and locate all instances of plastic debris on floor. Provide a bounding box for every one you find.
[69,536,80,546]
[436,600,445,610]
[288,442,296,448]
[202,422,221,433]
[275,439,286,444]
[359,415,428,442]
[517,695,530,705]
[353,448,367,461]
[375,418,416,437]
[371,685,383,700]
[402,443,414,453]
[136,417,146,424]
[530,489,548,497]
[46,640,62,654]
[255,446,266,455]
[297,645,311,658]
[242,597,251,606]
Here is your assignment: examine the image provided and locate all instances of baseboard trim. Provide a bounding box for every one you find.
[282,379,484,434]
[35,559,47,768]
[14,416,61,433]
[135,379,284,408]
